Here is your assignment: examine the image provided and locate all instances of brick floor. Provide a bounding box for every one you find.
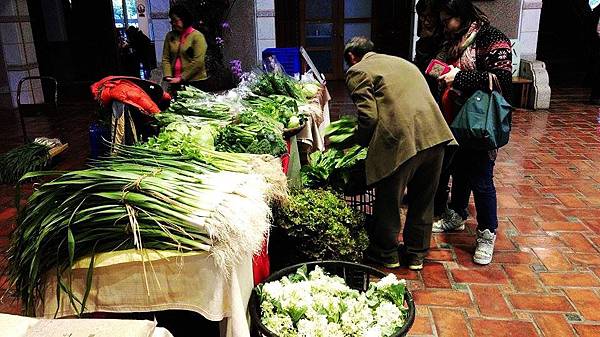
[2,86,600,337]
[330,84,600,336]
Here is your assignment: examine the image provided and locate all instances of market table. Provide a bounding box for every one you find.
[1,313,174,337]
[38,249,255,337]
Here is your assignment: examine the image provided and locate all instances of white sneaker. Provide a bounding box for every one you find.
[473,229,496,265]
[432,209,465,233]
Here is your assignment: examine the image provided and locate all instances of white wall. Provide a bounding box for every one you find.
[518,0,543,60]
[256,0,276,62]
[0,0,42,108]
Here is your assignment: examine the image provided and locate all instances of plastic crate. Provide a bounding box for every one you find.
[262,47,301,76]
[345,188,375,215]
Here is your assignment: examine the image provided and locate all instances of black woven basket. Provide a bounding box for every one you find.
[249,261,416,337]
[344,188,375,216]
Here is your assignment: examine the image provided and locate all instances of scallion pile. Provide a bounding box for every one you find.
[8,151,274,316]
[0,142,52,184]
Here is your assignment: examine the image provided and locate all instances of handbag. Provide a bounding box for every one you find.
[450,74,514,150]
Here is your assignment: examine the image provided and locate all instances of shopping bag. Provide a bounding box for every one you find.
[450,74,513,150]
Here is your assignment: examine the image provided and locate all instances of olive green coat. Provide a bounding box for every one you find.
[346,52,455,185]
[162,30,208,81]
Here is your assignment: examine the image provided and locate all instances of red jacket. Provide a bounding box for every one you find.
[91,76,171,115]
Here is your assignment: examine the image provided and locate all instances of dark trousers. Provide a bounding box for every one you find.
[372,144,444,259]
[434,145,457,217]
[449,147,498,232]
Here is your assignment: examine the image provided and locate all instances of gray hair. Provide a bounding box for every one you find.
[344,36,374,64]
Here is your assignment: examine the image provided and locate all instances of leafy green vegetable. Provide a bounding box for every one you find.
[324,116,358,147]
[165,99,232,120]
[175,85,210,99]
[251,72,306,101]
[145,121,221,152]
[270,189,368,268]
[300,145,368,193]
[214,110,287,156]
[300,82,321,99]
[244,94,306,129]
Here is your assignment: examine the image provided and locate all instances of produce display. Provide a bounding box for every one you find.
[271,189,368,267]
[216,110,288,156]
[6,68,381,325]
[300,146,367,190]
[299,82,321,100]
[324,116,357,146]
[258,265,409,337]
[245,94,304,129]
[301,117,368,192]
[0,138,63,184]
[251,72,306,101]
[9,150,274,315]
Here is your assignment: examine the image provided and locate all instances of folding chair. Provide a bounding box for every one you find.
[17,76,59,143]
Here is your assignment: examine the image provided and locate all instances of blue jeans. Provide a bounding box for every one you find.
[449,148,498,232]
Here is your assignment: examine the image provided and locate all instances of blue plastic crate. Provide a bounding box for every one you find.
[262,47,301,76]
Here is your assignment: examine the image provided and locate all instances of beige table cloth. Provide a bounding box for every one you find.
[296,85,331,152]
[0,313,174,337]
[37,249,254,337]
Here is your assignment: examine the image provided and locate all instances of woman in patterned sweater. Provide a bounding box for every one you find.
[432,0,512,266]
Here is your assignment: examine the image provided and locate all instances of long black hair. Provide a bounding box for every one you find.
[436,0,489,27]
[169,3,194,28]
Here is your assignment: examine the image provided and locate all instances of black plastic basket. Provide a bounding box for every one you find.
[249,261,416,337]
[345,188,375,216]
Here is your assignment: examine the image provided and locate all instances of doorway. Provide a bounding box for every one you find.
[27,0,119,99]
[537,0,599,88]
[300,0,373,80]
[276,0,414,80]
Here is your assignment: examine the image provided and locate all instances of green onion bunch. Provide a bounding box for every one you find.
[8,155,272,316]
[0,142,51,184]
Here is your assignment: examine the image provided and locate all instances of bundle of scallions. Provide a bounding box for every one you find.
[7,147,275,316]
[0,142,51,184]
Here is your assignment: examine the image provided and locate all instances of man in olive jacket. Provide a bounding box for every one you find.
[344,37,455,270]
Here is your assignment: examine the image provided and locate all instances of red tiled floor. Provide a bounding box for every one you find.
[565,252,600,266]
[430,308,469,337]
[470,285,512,318]
[532,248,572,271]
[558,233,598,253]
[492,251,537,265]
[409,315,434,336]
[451,266,509,285]
[565,289,600,321]
[422,263,452,289]
[412,289,473,307]
[539,272,600,287]
[533,313,577,337]
[572,324,600,337]
[469,319,538,337]
[508,294,574,312]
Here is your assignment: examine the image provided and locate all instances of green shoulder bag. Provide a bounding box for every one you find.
[450,74,514,150]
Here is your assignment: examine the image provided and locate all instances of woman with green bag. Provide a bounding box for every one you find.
[432,0,512,265]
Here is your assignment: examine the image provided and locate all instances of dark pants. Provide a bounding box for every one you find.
[371,144,444,260]
[434,145,457,217]
[449,147,498,232]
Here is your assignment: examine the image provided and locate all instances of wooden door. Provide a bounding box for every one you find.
[299,0,374,80]
[276,0,412,80]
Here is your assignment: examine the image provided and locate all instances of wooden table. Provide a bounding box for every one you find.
[512,77,533,109]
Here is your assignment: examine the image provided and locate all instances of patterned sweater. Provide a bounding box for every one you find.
[452,24,513,102]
